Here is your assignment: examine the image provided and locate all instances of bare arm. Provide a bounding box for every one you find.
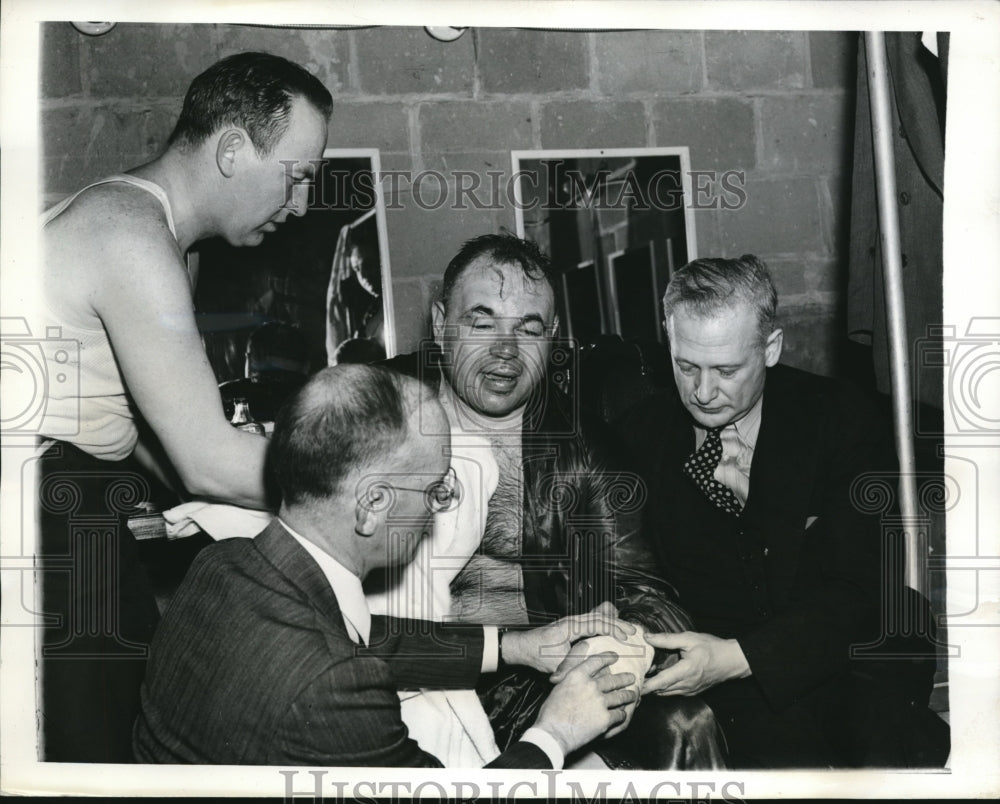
[49,191,270,508]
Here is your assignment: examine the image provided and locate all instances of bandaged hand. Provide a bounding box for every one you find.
[502,602,636,675]
[549,622,653,739]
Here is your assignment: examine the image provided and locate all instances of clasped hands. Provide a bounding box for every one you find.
[504,603,750,743]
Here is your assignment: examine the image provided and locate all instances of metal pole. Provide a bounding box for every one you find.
[864,32,926,596]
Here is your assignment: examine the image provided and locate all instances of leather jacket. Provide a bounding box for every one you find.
[384,344,725,769]
[384,344,692,636]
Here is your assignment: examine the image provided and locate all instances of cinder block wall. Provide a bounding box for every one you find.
[40,23,857,374]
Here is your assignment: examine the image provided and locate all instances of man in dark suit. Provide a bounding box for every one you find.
[134,363,639,766]
[622,254,947,768]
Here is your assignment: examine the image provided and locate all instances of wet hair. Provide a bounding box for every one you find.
[440,233,559,313]
[167,51,332,156]
[268,364,423,506]
[662,254,778,343]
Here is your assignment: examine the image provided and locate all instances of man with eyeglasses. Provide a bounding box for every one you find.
[134,364,640,766]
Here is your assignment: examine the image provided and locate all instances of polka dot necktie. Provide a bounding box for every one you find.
[683,427,743,516]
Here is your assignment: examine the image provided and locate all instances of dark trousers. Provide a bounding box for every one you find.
[703,663,950,769]
[37,441,160,762]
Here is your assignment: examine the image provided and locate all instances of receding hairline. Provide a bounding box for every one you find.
[664,297,778,348]
[443,256,556,313]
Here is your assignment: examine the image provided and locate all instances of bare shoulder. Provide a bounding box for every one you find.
[44,180,184,293]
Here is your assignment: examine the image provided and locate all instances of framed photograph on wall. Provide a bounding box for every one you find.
[511,147,696,347]
[190,148,395,383]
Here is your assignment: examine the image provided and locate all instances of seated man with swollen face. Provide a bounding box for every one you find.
[385,234,726,769]
[134,364,641,766]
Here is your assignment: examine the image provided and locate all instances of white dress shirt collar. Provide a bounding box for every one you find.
[279,518,371,646]
[694,392,764,449]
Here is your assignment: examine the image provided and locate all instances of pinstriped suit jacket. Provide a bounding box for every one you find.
[133,519,549,767]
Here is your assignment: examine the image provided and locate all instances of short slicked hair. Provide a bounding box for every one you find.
[167,51,333,156]
[662,254,779,343]
[268,364,423,506]
[440,233,559,313]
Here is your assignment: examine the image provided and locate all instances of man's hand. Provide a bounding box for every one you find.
[549,624,652,739]
[641,631,750,697]
[533,651,637,756]
[501,602,636,674]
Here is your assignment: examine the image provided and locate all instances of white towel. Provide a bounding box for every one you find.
[367,432,501,767]
[162,501,272,540]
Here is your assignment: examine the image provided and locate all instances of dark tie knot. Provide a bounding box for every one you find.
[684,425,742,517]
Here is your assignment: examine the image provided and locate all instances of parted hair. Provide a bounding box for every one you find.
[268,364,420,506]
[167,51,333,156]
[662,254,778,343]
[440,232,559,312]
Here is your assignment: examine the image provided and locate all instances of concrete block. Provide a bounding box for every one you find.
[766,257,842,297]
[383,200,498,280]
[326,102,411,153]
[41,22,81,98]
[716,177,823,255]
[388,275,435,355]
[706,31,807,90]
[759,93,852,173]
[42,106,134,166]
[136,103,180,161]
[594,30,702,94]
[652,97,755,171]
[809,32,857,89]
[355,26,474,96]
[819,172,852,257]
[43,157,97,198]
[478,29,589,94]
[540,100,647,149]
[217,25,348,94]
[419,101,533,173]
[778,302,842,377]
[688,209,721,259]
[85,23,218,98]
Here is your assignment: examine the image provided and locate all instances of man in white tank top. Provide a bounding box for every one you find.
[36,52,332,763]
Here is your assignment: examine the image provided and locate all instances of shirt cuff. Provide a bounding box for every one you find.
[520,727,565,769]
[481,625,499,673]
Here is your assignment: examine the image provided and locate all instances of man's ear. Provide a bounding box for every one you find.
[431,301,446,347]
[354,486,383,537]
[354,501,379,537]
[764,328,784,367]
[215,129,247,179]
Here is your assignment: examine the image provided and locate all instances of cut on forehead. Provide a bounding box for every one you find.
[445,259,557,327]
[440,233,558,312]
[466,257,551,299]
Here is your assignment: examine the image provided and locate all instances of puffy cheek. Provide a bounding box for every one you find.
[521,343,549,380]
[451,343,490,381]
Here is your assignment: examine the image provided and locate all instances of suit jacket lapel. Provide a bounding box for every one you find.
[748,368,820,549]
[662,390,697,489]
[253,519,345,627]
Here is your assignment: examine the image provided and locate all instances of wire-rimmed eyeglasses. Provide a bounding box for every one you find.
[383,466,461,514]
